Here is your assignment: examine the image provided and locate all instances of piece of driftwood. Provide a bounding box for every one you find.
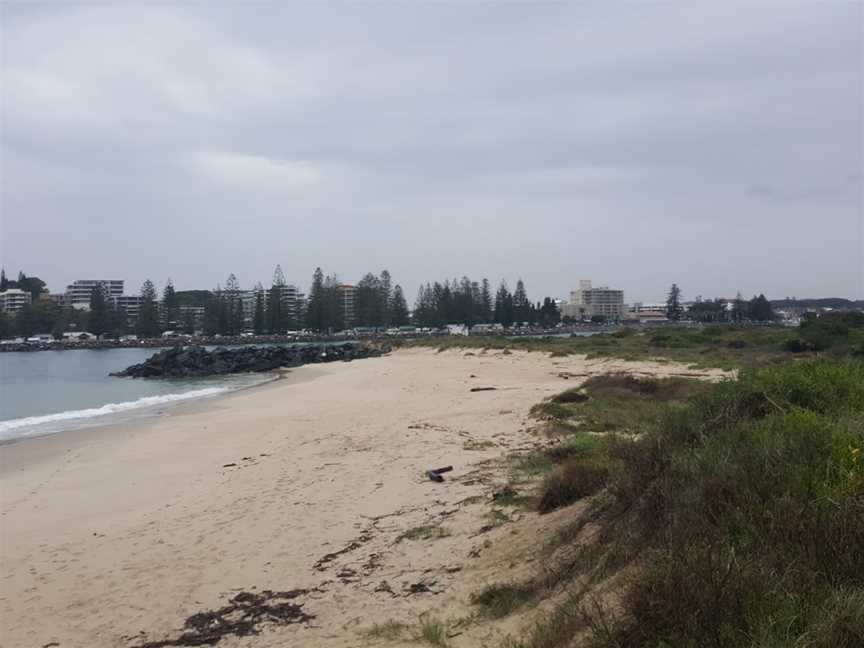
[426,465,454,482]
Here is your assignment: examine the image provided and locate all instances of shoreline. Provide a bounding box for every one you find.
[0,370,287,448]
[0,348,728,648]
[0,365,321,458]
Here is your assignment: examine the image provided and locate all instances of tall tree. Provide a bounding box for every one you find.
[203,290,222,335]
[224,274,244,334]
[136,280,161,338]
[107,304,128,338]
[413,284,431,326]
[494,281,514,327]
[379,270,392,327]
[88,285,110,337]
[480,279,493,323]
[354,273,381,327]
[319,273,344,332]
[666,283,683,321]
[268,265,287,333]
[390,285,410,326]
[305,267,327,331]
[748,294,774,322]
[538,297,560,326]
[513,279,530,324]
[161,278,178,329]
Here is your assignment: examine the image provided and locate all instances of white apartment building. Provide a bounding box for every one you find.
[0,288,32,313]
[563,280,625,320]
[337,284,356,327]
[65,280,124,310]
[272,284,304,326]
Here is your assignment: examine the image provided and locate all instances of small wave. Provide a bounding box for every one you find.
[0,386,231,441]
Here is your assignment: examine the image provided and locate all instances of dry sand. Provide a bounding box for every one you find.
[0,348,728,648]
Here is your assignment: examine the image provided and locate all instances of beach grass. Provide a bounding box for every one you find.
[404,322,862,370]
[471,581,538,618]
[362,619,409,641]
[505,358,864,648]
[416,618,449,646]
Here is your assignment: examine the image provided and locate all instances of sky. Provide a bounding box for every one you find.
[1,2,861,304]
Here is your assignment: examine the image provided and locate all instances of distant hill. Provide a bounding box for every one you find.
[770,298,864,310]
[174,290,212,307]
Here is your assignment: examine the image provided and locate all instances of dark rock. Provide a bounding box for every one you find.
[110,343,386,379]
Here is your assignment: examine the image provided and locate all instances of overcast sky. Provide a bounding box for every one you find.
[1,2,861,303]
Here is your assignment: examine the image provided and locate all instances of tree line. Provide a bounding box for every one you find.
[413,277,560,328]
[2,267,564,338]
[666,284,776,322]
[0,269,783,341]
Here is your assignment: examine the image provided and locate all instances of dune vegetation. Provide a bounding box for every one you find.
[408,314,864,370]
[457,317,864,647]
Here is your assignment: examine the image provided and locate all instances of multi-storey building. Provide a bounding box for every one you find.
[336,284,356,327]
[564,280,625,320]
[112,295,143,323]
[177,305,205,332]
[65,279,124,310]
[240,290,260,329]
[282,284,304,326]
[0,288,32,313]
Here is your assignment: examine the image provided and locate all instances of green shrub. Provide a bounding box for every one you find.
[538,455,614,513]
[580,359,864,648]
[471,581,537,618]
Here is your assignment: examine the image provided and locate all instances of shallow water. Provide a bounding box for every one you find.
[0,348,271,441]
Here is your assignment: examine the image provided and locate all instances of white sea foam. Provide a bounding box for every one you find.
[0,386,232,442]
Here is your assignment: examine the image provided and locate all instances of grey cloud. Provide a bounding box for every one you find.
[1,2,861,303]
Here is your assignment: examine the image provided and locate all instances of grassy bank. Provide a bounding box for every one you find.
[407,316,864,370]
[479,359,864,647]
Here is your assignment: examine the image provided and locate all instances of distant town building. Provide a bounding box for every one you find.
[65,279,124,310]
[562,280,625,320]
[0,288,32,313]
[112,295,143,322]
[62,331,96,341]
[239,290,259,328]
[337,284,356,327]
[177,305,206,331]
[282,284,304,325]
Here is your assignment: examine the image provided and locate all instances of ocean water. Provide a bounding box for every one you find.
[0,348,273,442]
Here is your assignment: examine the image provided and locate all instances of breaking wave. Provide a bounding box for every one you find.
[0,386,232,442]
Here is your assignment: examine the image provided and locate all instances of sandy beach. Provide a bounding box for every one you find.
[0,348,727,648]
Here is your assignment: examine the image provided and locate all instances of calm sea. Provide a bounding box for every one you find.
[0,348,272,442]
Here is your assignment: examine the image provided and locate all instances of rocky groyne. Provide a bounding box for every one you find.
[110,343,389,378]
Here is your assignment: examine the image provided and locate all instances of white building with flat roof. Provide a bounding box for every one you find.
[0,288,32,313]
[65,280,124,310]
[564,280,625,320]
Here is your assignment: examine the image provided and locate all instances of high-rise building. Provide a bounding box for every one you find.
[336,284,356,327]
[65,279,124,310]
[0,288,32,313]
[274,284,304,326]
[563,280,625,320]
